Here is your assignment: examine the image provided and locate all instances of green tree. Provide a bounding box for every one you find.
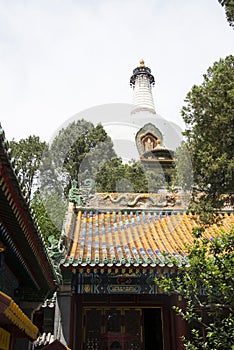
[218,0,234,28]
[31,190,63,242]
[181,55,234,222]
[49,119,116,194]
[96,159,150,193]
[156,56,234,349]
[96,158,127,192]
[174,142,194,192]
[124,161,148,193]
[10,136,64,242]
[145,168,169,192]
[155,227,234,350]
[10,136,46,199]
[9,121,117,240]
[96,158,170,193]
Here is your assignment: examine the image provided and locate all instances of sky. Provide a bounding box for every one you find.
[0,0,233,142]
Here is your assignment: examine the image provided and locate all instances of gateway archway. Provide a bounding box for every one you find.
[82,306,163,350]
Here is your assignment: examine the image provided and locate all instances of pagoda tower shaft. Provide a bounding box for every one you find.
[130,60,156,115]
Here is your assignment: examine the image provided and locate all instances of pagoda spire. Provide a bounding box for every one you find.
[130,60,156,115]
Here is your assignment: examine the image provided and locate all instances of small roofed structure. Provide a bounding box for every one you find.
[135,122,175,184]
[0,291,38,344]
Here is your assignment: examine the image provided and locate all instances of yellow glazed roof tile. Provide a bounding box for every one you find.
[61,209,234,268]
[0,291,39,340]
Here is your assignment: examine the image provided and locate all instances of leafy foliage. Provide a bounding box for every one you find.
[96,158,145,192]
[155,227,234,350]
[49,119,116,194]
[181,55,234,223]
[49,119,172,194]
[10,136,46,199]
[218,0,234,28]
[174,142,194,192]
[31,190,63,242]
[10,136,66,243]
[159,56,234,349]
[96,158,167,193]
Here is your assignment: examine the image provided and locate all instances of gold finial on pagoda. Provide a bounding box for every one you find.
[139,59,145,67]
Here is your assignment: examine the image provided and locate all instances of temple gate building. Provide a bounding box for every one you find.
[54,191,233,350]
[1,61,232,350]
[50,62,234,350]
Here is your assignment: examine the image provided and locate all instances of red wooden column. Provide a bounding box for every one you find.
[172,295,188,350]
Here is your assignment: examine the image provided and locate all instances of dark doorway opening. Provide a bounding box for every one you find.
[143,308,163,350]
